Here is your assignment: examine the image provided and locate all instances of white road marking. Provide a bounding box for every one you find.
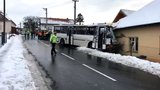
[39,40,116,81]
[61,53,76,61]
[82,64,117,82]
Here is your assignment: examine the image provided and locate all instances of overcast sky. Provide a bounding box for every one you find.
[0,0,153,26]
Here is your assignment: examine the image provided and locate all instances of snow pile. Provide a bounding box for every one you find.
[0,35,36,90]
[77,47,160,77]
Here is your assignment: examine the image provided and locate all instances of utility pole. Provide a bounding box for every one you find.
[72,0,79,24]
[20,22,21,29]
[2,0,6,45]
[19,22,22,33]
[43,8,48,30]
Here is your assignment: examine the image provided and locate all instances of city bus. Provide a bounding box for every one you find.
[53,24,118,52]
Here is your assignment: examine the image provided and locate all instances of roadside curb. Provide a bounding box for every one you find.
[24,46,56,90]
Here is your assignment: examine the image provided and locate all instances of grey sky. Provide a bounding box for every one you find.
[0,0,153,26]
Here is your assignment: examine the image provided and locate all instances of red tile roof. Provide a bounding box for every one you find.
[41,17,73,22]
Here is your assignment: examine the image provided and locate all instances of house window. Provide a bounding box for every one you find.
[129,37,138,52]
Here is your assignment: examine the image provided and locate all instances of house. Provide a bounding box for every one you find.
[0,11,16,34]
[39,17,74,30]
[114,0,160,62]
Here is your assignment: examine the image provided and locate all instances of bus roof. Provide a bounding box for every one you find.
[53,24,110,27]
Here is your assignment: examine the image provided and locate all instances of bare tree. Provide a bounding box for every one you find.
[23,16,40,31]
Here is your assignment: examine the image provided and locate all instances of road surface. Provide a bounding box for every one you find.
[24,39,160,90]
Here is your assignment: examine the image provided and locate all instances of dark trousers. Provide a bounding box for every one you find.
[51,43,56,55]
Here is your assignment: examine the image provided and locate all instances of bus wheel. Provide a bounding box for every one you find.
[87,41,93,48]
[59,39,65,46]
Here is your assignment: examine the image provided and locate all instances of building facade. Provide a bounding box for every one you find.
[114,23,160,62]
[0,11,16,34]
[114,0,160,62]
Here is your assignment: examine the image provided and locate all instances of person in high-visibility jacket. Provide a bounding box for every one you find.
[50,32,58,55]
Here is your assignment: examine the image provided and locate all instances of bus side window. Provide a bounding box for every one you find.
[88,28,95,35]
[82,28,85,35]
[73,28,76,34]
[55,27,60,33]
[86,28,89,35]
[89,29,93,35]
[73,28,75,34]
[85,27,88,35]
[64,27,67,33]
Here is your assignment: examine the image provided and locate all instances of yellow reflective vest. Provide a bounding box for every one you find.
[50,34,58,43]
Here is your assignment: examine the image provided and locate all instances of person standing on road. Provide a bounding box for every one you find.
[24,29,27,40]
[50,32,58,56]
[27,29,30,40]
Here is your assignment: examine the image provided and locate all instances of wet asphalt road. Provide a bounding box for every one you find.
[24,39,160,90]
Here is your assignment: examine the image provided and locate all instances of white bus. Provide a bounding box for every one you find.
[53,24,117,52]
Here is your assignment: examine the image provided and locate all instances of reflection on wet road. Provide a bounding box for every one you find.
[25,40,160,90]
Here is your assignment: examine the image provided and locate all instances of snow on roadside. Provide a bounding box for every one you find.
[0,35,36,90]
[77,47,160,77]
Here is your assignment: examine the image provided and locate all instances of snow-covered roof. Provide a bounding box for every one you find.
[116,0,160,29]
[121,9,135,16]
[40,17,74,25]
[112,9,135,26]
[0,11,9,21]
[0,11,16,26]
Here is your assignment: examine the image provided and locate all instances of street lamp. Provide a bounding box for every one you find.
[72,0,79,24]
[2,0,6,45]
[43,8,48,30]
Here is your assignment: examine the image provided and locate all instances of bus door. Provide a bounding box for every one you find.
[97,27,106,50]
[67,26,73,45]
